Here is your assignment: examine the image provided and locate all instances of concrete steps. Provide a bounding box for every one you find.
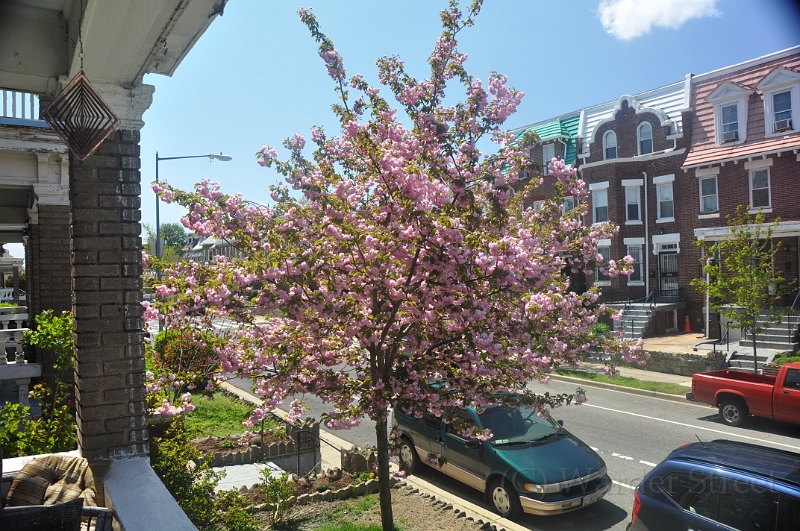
[608,305,651,338]
[738,312,799,353]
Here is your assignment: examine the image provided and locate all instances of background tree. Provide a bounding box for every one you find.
[143,222,188,261]
[148,2,646,529]
[3,268,25,291]
[693,206,792,373]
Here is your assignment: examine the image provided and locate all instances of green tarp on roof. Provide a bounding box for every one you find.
[514,114,580,166]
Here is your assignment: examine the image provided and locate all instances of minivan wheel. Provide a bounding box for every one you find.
[719,399,747,427]
[488,479,522,520]
[398,436,421,474]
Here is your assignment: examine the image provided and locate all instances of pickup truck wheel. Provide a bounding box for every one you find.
[488,478,522,520]
[398,436,421,474]
[719,399,747,427]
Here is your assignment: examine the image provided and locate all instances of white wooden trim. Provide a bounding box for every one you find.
[695,166,720,177]
[744,158,773,170]
[621,179,643,187]
[589,181,609,191]
[652,174,675,184]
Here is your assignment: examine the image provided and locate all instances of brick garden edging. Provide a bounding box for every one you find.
[193,416,319,468]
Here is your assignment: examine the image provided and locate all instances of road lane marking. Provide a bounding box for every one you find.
[583,403,800,451]
[613,480,636,490]
[639,460,657,467]
[611,453,634,460]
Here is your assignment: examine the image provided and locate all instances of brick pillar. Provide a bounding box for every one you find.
[70,129,147,459]
[26,199,71,383]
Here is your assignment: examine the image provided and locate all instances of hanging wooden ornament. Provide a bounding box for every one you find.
[43,71,121,161]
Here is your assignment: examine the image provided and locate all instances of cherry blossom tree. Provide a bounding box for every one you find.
[146,2,646,528]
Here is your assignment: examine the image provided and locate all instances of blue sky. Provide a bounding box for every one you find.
[6,0,800,259]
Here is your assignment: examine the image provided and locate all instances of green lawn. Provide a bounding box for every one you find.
[313,496,401,531]
[184,392,279,437]
[553,369,690,395]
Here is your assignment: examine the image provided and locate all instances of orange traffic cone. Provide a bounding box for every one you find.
[684,314,691,333]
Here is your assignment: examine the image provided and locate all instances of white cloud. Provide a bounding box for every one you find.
[598,0,719,41]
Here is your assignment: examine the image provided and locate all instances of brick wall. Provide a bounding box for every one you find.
[70,129,148,459]
[26,203,71,383]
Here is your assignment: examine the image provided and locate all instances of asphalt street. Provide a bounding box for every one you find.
[229,375,800,531]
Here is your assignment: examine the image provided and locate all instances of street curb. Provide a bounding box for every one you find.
[219,382,526,531]
[549,373,691,403]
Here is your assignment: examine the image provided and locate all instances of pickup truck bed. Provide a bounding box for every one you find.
[688,362,800,427]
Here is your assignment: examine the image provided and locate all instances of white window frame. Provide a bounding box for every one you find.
[542,144,555,175]
[757,67,800,137]
[603,131,617,160]
[624,240,644,285]
[532,200,544,212]
[595,241,611,286]
[621,179,644,225]
[745,158,773,213]
[590,182,609,224]
[707,81,752,145]
[749,168,771,211]
[699,176,718,214]
[563,196,575,213]
[637,122,653,155]
[653,174,675,222]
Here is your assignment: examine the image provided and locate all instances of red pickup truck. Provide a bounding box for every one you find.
[687,362,800,427]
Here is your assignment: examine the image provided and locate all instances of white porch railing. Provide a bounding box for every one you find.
[1,89,39,120]
[0,306,39,406]
[0,288,26,302]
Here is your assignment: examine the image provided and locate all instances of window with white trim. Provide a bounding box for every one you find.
[638,122,653,155]
[603,131,617,160]
[699,177,718,213]
[757,67,800,136]
[627,245,642,283]
[721,104,738,141]
[657,182,674,220]
[626,187,640,222]
[596,246,610,283]
[543,144,555,175]
[708,81,751,145]
[532,200,544,212]
[593,189,608,223]
[563,196,575,213]
[750,168,771,209]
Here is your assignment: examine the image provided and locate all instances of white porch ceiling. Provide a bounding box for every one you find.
[0,0,226,95]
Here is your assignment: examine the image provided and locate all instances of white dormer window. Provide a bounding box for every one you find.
[603,131,617,160]
[757,67,800,136]
[707,81,753,145]
[638,122,653,155]
[543,144,555,175]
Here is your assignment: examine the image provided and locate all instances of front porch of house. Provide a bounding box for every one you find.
[0,1,228,529]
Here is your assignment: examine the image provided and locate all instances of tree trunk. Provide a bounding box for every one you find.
[752,333,758,374]
[375,416,395,531]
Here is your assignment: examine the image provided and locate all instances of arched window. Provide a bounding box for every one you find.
[638,122,653,155]
[603,131,617,160]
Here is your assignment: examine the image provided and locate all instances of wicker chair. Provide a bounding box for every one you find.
[0,450,114,531]
[1,497,85,531]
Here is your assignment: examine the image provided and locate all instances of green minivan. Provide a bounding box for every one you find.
[392,403,611,519]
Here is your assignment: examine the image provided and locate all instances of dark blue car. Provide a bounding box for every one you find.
[628,440,800,531]
[391,403,611,519]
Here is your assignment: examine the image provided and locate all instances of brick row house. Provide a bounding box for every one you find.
[514,46,800,350]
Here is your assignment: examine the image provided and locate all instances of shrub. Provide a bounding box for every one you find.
[259,471,295,527]
[773,355,800,366]
[0,310,77,457]
[150,419,257,530]
[151,327,219,380]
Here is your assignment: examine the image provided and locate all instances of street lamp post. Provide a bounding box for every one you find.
[154,152,232,259]
[153,152,231,332]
